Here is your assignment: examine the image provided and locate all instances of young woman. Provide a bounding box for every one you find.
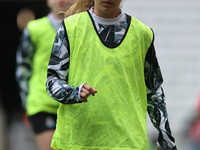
[46,0,177,149]
[16,0,73,149]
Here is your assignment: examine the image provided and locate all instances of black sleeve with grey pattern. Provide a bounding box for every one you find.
[145,41,177,150]
[46,21,82,104]
[16,28,35,109]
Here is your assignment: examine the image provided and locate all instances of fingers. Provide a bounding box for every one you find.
[80,84,97,102]
[80,97,87,102]
[82,84,97,96]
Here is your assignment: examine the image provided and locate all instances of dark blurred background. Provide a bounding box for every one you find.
[0,0,49,149]
[0,0,48,120]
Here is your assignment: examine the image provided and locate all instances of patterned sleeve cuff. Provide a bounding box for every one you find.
[157,132,177,150]
[78,83,86,100]
[157,142,177,150]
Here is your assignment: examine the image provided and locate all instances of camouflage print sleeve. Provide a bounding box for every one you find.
[145,40,177,150]
[16,28,34,109]
[46,21,83,104]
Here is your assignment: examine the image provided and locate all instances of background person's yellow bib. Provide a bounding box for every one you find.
[26,17,59,116]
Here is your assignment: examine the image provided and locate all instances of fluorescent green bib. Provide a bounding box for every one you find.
[52,11,153,150]
[26,17,59,116]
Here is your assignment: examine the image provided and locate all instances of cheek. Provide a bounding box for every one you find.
[94,0,101,6]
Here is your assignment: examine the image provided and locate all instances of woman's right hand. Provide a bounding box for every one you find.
[80,84,97,102]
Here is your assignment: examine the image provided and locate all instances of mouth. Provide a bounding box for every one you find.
[102,1,114,6]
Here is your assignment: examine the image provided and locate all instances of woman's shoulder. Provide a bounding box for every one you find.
[27,16,49,29]
[129,15,148,28]
[64,11,88,22]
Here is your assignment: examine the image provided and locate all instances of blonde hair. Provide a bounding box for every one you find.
[64,0,94,17]
[64,0,124,18]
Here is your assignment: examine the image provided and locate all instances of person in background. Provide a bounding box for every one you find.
[189,93,200,150]
[16,0,73,149]
[46,0,177,149]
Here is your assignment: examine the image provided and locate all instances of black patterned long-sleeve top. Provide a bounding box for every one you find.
[16,13,61,109]
[46,8,177,150]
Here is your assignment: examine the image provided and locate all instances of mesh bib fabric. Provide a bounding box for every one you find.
[27,17,59,116]
[52,11,153,150]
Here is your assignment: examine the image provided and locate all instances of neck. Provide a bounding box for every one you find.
[93,9,121,19]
